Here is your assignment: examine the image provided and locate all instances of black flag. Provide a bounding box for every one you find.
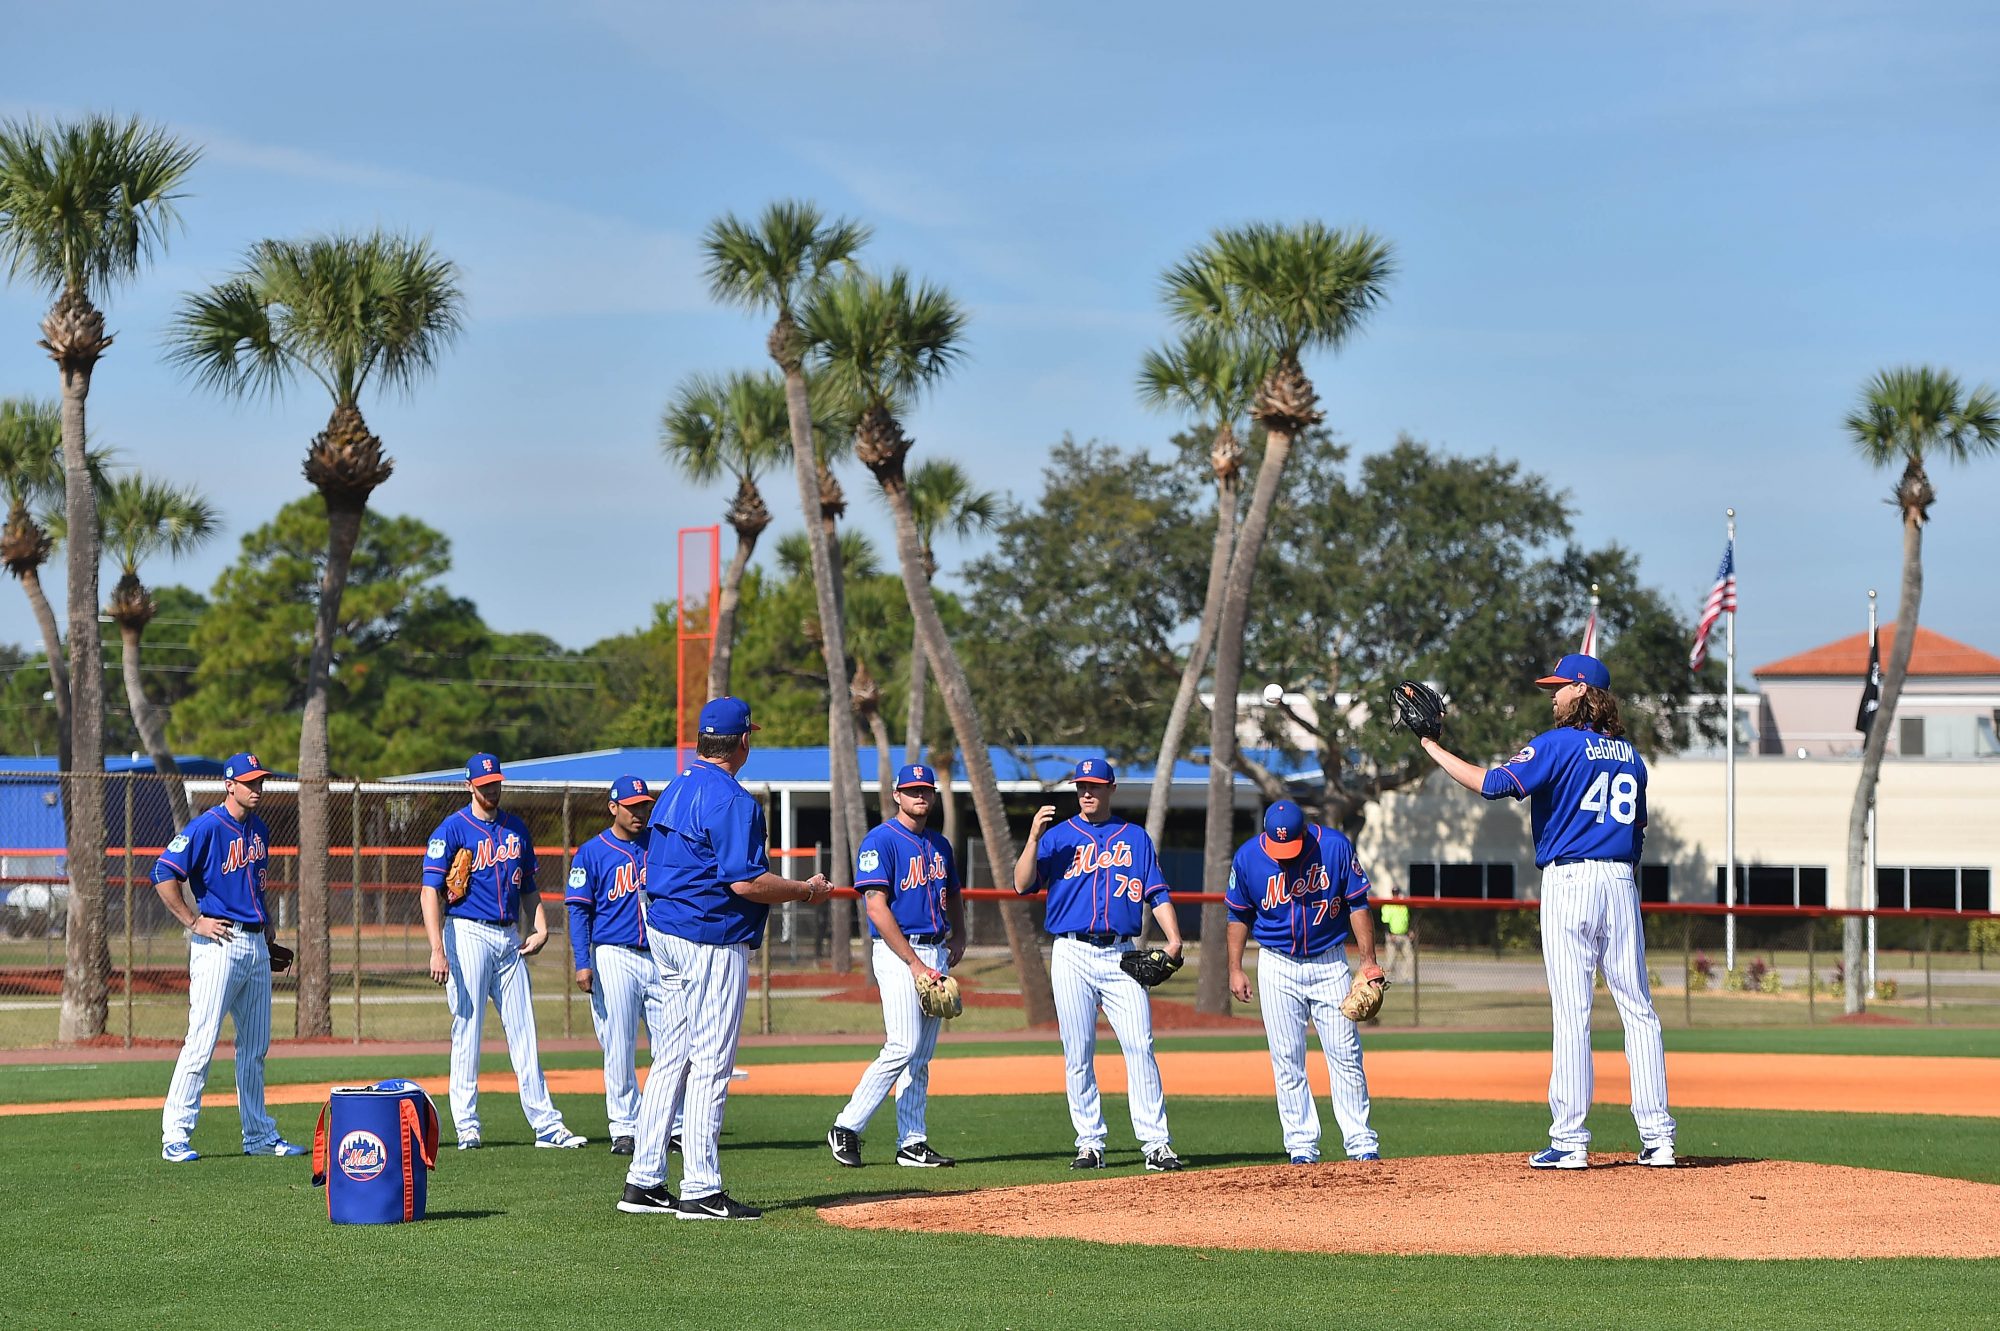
[1856,625,1882,734]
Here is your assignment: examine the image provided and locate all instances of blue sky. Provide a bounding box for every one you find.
[3,0,1996,680]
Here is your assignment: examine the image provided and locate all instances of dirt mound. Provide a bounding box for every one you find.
[819,1155,2000,1259]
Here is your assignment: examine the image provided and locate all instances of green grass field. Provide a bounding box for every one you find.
[5,1026,1998,1330]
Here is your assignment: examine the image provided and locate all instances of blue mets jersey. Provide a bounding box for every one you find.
[644,761,771,947]
[421,808,538,923]
[565,829,649,969]
[1033,817,1170,937]
[1224,826,1372,958]
[855,820,958,939]
[1482,727,1648,867]
[152,806,272,926]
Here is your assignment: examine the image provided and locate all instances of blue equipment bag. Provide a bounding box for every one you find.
[310,1079,440,1224]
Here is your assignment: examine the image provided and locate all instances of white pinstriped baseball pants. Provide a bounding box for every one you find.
[1051,937,1170,1154]
[1254,945,1378,1160]
[588,943,671,1139]
[162,928,279,1149]
[442,918,564,1140]
[625,926,748,1202]
[834,939,948,1147]
[1540,860,1675,1149]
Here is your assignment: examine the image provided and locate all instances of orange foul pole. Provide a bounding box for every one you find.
[675,526,722,773]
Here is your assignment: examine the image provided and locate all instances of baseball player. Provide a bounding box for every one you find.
[1223,799,1383,1163]
[1417,653,1676,1168]
[617,697,832,1220]
[419,753,584,1150]
[154,752,304,1162]
[566,775,670,1156]
[1012,758,1184,1172]
[827,762,964,1169]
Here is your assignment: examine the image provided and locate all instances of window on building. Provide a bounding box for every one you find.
[1407,862,1515,900]
[1639,864,1671,903]
[1875,866,1993,912]
[1716,865,1828,908]
[1900,716,1926,756]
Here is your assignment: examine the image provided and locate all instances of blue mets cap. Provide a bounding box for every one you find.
[466,752,504,785]
[223,752,269,782]
[1536,653,1611,691]
[698,696,761,737]
[610,775,653,806]
[1262,800,1308,861]
[895,763,939,789]
[1071,757,1116,785]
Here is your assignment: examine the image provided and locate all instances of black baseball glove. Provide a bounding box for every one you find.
[1391,679,1447,741]
[1120,947,1184,988]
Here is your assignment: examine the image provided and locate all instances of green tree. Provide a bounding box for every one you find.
[1839,366,2000,1014]
[806,266,1055,1025]
[660,370,792,700]
[0,114,199,1041]
[97,473,218,827]
[0,398,74,767]
[702,201,872,902]
[1166,221,1393,1012]
[167,231,464,1037]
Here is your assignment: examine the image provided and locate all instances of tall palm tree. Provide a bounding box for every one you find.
[1840,366,2000,1013]
[849,657,896,821]
[1135,331,1271,851]
[1167,222,1393,1013]
[703,202,872,900]
[661,369,792,699]
[97,473,218,829]
[775,527,882,582]
[167,231,463,1038]
[0,114,199,1043]
[805,267,1056,1025]
[901,459,999,767]
[0,398,74,770]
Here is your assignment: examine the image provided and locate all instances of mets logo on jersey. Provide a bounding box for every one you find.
[1507,746,1536,766]
[899,851,948,893]
[1064,840,1134,879]
[338,1129,388,1182]
[221,835,267,874]
[606,863,641,900]
[1261,862,1330,909]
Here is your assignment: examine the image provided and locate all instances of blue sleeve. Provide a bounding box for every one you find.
[712,793,769,885]
[421,824,453,888]
[855,830,891,889]
[566,895,594,972]
[1333,837,1371,902]
[1223,852,1256,923]
[153,823,197,883]
[1483,738,1554,801]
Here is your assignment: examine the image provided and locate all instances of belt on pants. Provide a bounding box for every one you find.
[904,932,947,945]
[203,918,262,933]
[457,917,514,926]
[1060,931,1129,946]
[604,942,649,952]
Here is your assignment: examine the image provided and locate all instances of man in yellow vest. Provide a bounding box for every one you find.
[1381,884,1414,982]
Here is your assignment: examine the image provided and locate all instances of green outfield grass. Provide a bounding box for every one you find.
[4,1081,1997,1331]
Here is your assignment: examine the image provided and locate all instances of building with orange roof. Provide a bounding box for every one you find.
[1752,627,2000,759]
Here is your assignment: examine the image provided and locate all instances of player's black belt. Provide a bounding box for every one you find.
[204,917,262,932]
[1061,931,1129,946]
[905,932,947,944]
[607,941,649,952]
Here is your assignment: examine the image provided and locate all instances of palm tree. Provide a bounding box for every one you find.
[775,527,882,582]
[805,267,1056,1026]
[167,231,463,1039]
[849,657,896,821]
[1135,331,1272,851]
[1167,222,1393,1014]
[1840,366,2000,1013]
[661,370,792,699]
[703,202,872,903]
[0,114,199,1042]
[0,398,74,769]
[901,459,999,766]
[97,473,218,829]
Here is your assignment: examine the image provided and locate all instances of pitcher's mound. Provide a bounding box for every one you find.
[819,1155,2000,1259]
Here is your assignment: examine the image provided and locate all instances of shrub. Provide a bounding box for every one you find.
[1687,969,1709,993]
[1744,957,1770,991]
[1874,977,1900,1001]
[1759,968,1783,995]
[1723,968,1747,993]
[1693,951,1717,982]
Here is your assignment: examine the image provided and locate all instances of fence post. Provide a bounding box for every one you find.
[1925,917,1934,1025]
[1806,915,1816,1026]
[124,772,136,1049]
[353,779,363,1045]
[1683,917,1694,1027]
[1410,924,1421,1028]
[761,920,774,1035]
[561,787,574,1041]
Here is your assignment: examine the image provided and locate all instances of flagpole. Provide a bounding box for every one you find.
[1866,589,1878,989]
[1724,509,1737,973]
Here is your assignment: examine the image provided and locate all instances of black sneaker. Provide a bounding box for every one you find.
[616,1183,676,1214]
[1070,1148,1105,1170]
[610,1136,635,1156]
[1144,1148,1185,1172]
[827,1126,863,1168]
[675,1191,762,1221]
[895,1141,955,1168]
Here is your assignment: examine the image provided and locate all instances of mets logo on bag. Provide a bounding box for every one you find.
[338,1129,389,1181]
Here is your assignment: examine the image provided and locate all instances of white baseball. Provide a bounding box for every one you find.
[1262,683,1284,705]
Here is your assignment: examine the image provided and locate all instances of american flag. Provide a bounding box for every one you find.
[1688,541,1736,670]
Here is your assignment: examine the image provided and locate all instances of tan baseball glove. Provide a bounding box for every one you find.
[1341,970,1388,1022]
[444,847,474,906]
[914,970,962,1020]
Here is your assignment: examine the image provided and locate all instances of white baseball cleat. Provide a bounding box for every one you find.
[1528,1147,1589,1170]
[535,1126,587,1149]
[1638,1143,1677,1167]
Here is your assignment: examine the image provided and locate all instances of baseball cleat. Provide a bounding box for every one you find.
[535,1126,587,1149]
[1144,1148,1185,1172]
[1352,1152,1382,1161]
[827,1126,864,1168]
[1070,1148,1106,1170]
[616,1183,677,1214]
[609,1136,635,1157]
[894,1141,956,1168]
[1638,1143,1678,1168]
[675,1191,762,1221]
[162,1142,199,1164]
[245,1138,308,1157]
[1528,1147,1589,1170]
[456,1135,482,1151]
[1289,1155,1317,1165]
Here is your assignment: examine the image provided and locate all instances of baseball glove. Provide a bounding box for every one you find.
[914,971,962,1020]
[443,847,474,906]
[1391,679,1446,741]
[1341,971,1388,1022]
[1120,947,1184,988]
[267,941,294,974]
